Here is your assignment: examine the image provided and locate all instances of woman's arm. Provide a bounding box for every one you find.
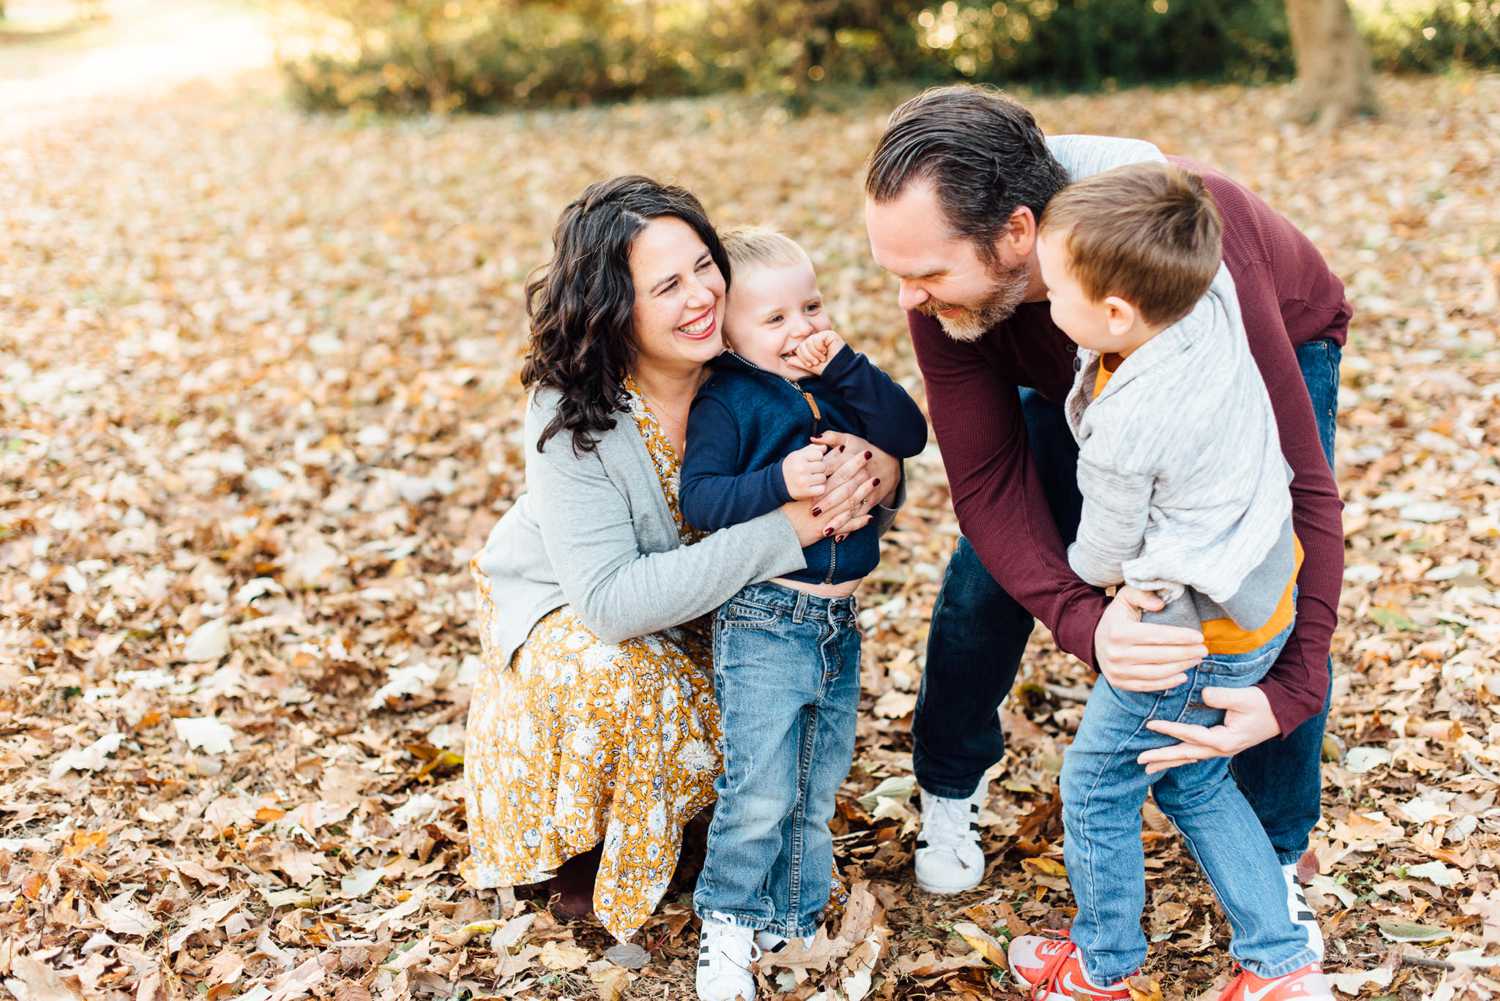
[525,396,807,644]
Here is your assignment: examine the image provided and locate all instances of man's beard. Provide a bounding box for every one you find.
[917,259,1032,343]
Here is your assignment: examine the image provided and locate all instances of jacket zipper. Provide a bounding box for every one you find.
[778,375,838,583]
[731,353,838,583]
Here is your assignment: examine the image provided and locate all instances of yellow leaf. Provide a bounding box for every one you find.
[1126,974,1164,1001]
[539,939,590,972]
[587,960,633,1001]
[1021,856,1067,878]
[64,830,107,859]
[950,921,1007,967]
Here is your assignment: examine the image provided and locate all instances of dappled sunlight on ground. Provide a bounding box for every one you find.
[1,0,274,136]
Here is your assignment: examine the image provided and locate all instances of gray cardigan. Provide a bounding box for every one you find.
[473,387,901,668]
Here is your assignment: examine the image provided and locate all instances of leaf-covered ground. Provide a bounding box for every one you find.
[3,44,1499,1001]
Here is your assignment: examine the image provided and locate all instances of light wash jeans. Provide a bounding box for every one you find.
[1061,619,1320,984]
[693,581,860,938]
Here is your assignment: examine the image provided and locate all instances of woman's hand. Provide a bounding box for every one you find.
[809,432,900,538]
[782,498,872,548]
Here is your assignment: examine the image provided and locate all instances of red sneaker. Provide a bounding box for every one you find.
[1216,964,1334,1001]
[1007,934,1132,1001]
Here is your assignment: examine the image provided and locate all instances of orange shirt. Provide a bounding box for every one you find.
[1093,354,1299,654]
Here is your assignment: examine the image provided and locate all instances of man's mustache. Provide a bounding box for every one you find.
[915,298,964,317]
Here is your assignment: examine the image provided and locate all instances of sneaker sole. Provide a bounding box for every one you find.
[1007,962,1071,1001]
[915,869,984,894]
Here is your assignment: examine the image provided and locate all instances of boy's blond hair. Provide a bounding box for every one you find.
[1039,162,1222,328]
[720,226,809,273]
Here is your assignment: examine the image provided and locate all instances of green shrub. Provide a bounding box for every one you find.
[909,0,1293,90]
[1359,0,1500,73]
[279,0,1499,115]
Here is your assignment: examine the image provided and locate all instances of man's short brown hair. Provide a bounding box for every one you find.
[1038,162,1222,328]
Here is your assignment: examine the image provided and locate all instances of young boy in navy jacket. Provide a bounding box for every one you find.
[681,228,926,1001]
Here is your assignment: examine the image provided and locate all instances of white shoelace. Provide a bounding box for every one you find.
[920,792,981,852]
[700,917,761,986]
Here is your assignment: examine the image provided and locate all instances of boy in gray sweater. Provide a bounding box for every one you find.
[1005,163,1331,1001]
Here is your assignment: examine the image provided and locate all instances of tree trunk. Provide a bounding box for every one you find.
[1285,0,1379,127]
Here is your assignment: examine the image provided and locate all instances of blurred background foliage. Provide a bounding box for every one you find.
[269,0,1499,114]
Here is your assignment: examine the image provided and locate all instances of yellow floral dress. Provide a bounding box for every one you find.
[462,376,720,941]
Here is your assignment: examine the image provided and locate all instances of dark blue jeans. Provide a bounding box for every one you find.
[913,338,1341,864]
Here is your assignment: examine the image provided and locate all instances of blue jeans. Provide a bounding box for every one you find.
[1064,623,1317,983]
[694,581,861,937]
[913,338,1342,864]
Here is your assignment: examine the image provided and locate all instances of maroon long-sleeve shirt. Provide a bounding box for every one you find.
[910,157,1350,734]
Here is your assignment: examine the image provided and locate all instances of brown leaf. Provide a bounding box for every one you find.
[8,955,82,1001]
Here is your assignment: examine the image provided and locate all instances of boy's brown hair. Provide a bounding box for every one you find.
[1038,162,1222,328]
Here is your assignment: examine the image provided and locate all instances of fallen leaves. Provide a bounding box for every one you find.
[48,731,123,779]
[0,30,1497,1001]
[172,716,238,754]
[180,618,231,662]
[166,891,249,954]
[950,920,1008,967]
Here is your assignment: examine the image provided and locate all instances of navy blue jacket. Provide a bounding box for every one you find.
[681,346,928,585]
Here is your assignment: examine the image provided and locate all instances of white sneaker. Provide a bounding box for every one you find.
[914,786,987,894]
[697,914,761,1001]
[754,930,814,954]
[1282,863,1325,961]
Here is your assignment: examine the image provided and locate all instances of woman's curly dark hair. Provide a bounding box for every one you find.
[521,175,730,455]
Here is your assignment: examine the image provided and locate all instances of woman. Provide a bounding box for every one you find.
[463,176,904,942]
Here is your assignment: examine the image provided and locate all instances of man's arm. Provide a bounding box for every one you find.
[909,312,1109,662]
[1236,275,1345,735]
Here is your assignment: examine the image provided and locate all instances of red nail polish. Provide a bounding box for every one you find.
[864,451,872,460]
[823,527,834,537]
[835,534,846,543]
[812,507,822,516]
[873,478,881,487]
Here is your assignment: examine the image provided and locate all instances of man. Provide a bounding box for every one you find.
[862,86,1347,956]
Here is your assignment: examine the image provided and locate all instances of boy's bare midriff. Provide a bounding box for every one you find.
[773,576,861,599]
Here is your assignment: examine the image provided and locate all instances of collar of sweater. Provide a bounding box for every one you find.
[711,349,822,390]
[1083,292,1224,404]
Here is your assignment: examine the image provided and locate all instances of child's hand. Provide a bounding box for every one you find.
[791,330,846,376]
[782,443,829,499]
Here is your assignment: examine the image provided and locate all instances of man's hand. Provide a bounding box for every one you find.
[791,331,846,376]
[1095,586,1207,692]
[781,443,830,499]
[1138,685,1281,774]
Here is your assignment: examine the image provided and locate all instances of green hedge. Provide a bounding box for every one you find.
[1361,0,1500,72]
[280,0,1499,115]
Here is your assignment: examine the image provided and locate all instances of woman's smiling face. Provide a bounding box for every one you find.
[629,216,727,375]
